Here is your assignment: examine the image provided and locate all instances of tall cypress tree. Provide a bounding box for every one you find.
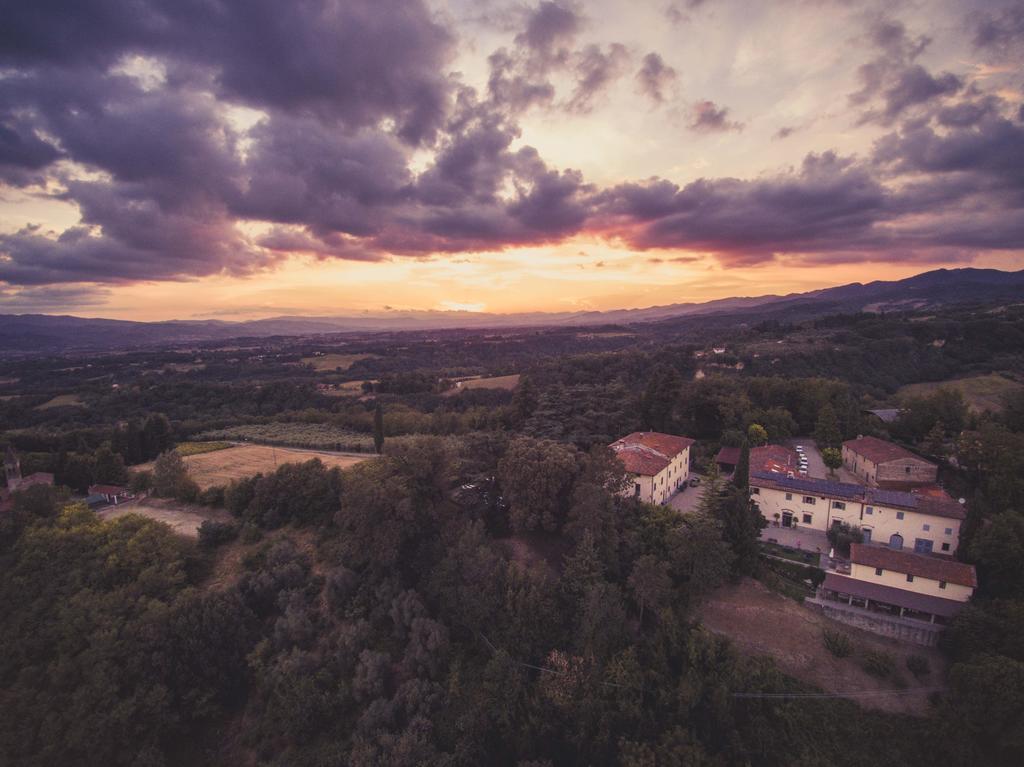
[373,401,385,454]
[734,439,750,490]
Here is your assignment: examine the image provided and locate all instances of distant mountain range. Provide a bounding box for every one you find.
[2,268,1022,353]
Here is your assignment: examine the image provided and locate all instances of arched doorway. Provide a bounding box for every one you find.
[889,533,903,550]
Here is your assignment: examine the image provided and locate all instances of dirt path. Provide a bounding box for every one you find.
[97,497,233,538]
[698,578,945,715]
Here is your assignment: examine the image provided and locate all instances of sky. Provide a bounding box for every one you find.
[0,0,1022,320]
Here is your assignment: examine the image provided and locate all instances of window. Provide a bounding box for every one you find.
[939,581,947,590]
[803,513,812,524]
[803,496,816,505]
[941,542,950,552]
[875,567,883,576]
[785,493,792,501]
[751,487,760,495]
[865,506,874,515]
[945,528,953,535]
[896,511,904,520]
[906,574,914,583]
[833,501,846,510]
[905,466,911,474]
[923,524,930,532]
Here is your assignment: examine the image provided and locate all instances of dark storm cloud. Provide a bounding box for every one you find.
[688,100,743,133]
[971,2,1024,58]
[595,152,890,264]
[0,116,61,186]
[850,18,962,125]
[0,0,455,145]
[636,53,678,104]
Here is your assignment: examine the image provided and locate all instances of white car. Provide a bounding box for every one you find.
[795,444,804,450]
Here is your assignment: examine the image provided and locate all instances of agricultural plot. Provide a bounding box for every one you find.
[445,374,520,395]
[35,393,84,410]
[898,373,1023,413]
[302,353,377,372]
[195,422,374,451]
[139,444,371,489]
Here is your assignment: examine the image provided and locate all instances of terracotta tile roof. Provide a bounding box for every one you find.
[751,445,798,474]
[610,432,694,476]
[850,544,977,587]
[822,573,967,618]
[843,436,935,467]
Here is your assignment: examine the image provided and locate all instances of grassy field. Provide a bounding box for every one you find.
[898,373,1023,413]
[175,441,233,457]
[138,444,371,489]
[195,423,374,451]
[446,374,520,395]
[35,393,84,410]
[302,353,377,372]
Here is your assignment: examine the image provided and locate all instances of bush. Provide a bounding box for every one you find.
[199,485,225,507]
[198,520,239,548]
[823,629,854,658]
[826,522,864,557]
[861,649,896,678]
[906,654,930,679]
[240,524,263,544]
[129,470,153,493]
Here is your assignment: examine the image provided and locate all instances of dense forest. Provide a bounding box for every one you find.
[2,302,1024,765]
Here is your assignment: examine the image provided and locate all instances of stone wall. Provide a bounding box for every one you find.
[805,598,944,647]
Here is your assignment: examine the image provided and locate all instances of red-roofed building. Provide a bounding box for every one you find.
[87,484,133,506]
[811,544,976,645]
[842,436,937,487]
[716,444,798,476]
[610,431,694,504]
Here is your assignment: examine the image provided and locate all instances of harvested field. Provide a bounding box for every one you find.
[898,374,1022,413]
[97,497,233,538]
[697,578,945,715]
[446,374,520,395]
[302,353,377,372]
[36,393,84,410]
[139,443,372,489]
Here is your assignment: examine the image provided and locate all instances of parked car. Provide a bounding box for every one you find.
[689,477,700,487]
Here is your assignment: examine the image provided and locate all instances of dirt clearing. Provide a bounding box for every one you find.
[98,497,233,538]
[697,578,945,715]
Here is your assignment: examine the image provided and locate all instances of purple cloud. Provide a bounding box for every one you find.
[636,52,678,104]
[688,100,743,133]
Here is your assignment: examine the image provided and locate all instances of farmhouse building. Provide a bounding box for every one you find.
[842,435,937,488]
[751,472,965,554]
[610,431,694,504]
[812,544,976,645]
[87,484,133,506]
